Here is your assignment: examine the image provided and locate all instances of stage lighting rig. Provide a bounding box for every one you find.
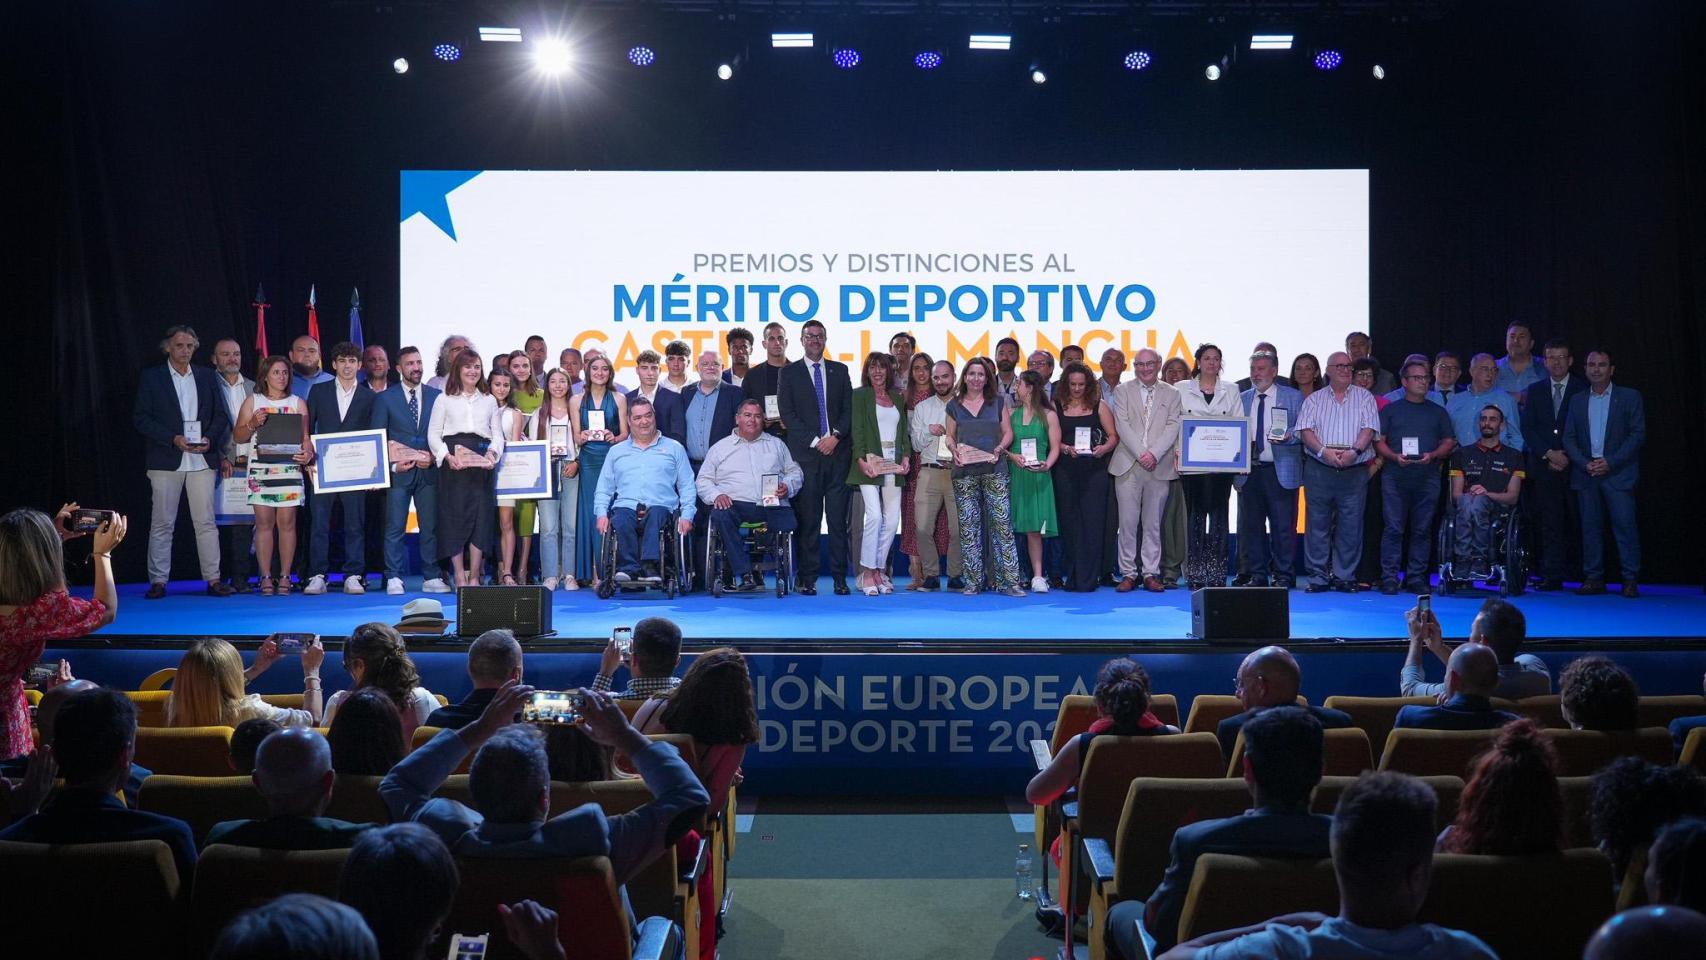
[393,57,410,74]
[533,37,573,76]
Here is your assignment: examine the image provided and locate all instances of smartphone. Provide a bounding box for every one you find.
[445,933,488,959]
[612,626,633,658]
[63,509,114,533]
[266,632,317,655]
[1416,595,1431,615]
[25,661,60,687]
[522,690,585,725]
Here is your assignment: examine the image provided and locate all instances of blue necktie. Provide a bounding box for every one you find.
[407,388,420,428]
[1253,392,1267,461]
[812,362,829,437]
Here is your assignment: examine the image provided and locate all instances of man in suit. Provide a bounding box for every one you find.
[1393,643,1520,732]
[369,346,450,595]
[425,630,524,730]
[1108,707,1334,960]
[211,337,255,592]
[627,350,687,448]
[1109,349,1181,593]
[0,688,197,880]
[1522,339,1589,591]
[133,324,232,598]
[206,727,373,850]
[1563,349,1645,597]
[382,680,708,886]
[1233,341,1298,392]
[778,319,853,595]
[682,351,745,472]
[304,341,379,595]
[743,322,792,440]
[1216,645,1354,759]
[1235,349,1305,588]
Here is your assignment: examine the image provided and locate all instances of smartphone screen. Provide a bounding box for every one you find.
[1416,595,1431,615]
[446,933,488,959]
[522,690,585,725]
[612,626,633,657]
[266,632,317,655]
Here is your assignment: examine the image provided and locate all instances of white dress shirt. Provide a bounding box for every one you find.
[909,393,954,463]
[170,364,207,472]
[335,380,359,421]
[695,432,805,505]
[427,391,505,465]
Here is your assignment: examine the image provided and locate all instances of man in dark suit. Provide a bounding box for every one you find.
[0,688,197,880]
[681,351,746,589]
[424,630,524,731]
[1522,339,1589,591]
[742,321,793,440]
[1108,707,1334,960]
[1217,645,1354,759]
[132,325,233,598]
[778,319,853,595]
[304,341,379,595]
[1562,349,1645,597]
[205,727,373,850]
[627,350,687,448]
[369,346,450,595]
[1393,643,1521,732]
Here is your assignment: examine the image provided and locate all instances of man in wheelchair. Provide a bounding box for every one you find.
[1447,405,1525,582]
[696,399,803,592]
[593,397,696,583]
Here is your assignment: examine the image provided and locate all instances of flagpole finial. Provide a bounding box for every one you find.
[253,283,268,304]
[351,287,361,308]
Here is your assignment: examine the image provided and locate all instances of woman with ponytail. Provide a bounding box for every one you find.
[323,623,440,739]
[1437,717,1563,855]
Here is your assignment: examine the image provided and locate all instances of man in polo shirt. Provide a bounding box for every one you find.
[1374,360,1458,594]
[1447,406,1525,583]
[1295,352,1381,593]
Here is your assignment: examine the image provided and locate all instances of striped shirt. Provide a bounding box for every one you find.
[1295,384,1380,465]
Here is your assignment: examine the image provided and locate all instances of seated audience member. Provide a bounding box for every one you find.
[0,687,197,879]
[1436,718,1563,854]
[426,628,523,730]
[210,893,379,960]
[207,726,373,849]
[1394,643,1520,731]
[380,681,709,884]
[1160,772,1497,960]
[1027,658,1180,807]
[1113,707,1333,960]
[1560,655,1639,730]
[543,724,615,783]
[1583,905,1706,960]
[0,678,151,807]
[338,823,458,960]
[327,688,408,777]
[1590,758,1706,880]
[593,616,683,700]
[1645,818,1706,912]
[168,635,325,726]
[229,716,283,775]
[591,396,697,583]
[1216,645,1353,760]
[1666,672,1706,753]
[1400,597,1551,699]
[324,623,439,738]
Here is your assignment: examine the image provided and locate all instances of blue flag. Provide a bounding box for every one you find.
[349,288,364,350]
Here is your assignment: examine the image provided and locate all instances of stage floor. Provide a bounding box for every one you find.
[84,577,1706,643]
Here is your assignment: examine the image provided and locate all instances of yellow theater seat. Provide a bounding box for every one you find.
[1183,694,1306,736]
[1311,774,1464,829]
[1545,727,1674,776]
[323,774,392,825]
[133,725,235,777]
[1176,853,1339,945]
[139,668,177,691]
[1225,727,1373,778]
[193,844,350,954]
[125,689,173,728]
[1420,849,1615,960]
[0,839,185,954]
[137,775,267,846]
[1378,727,1500,778]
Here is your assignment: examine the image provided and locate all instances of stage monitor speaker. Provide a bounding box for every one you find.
[1190,587,1289,643]
[456,586,553,639]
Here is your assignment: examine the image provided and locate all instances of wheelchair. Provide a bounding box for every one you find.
[705,516,795,599]
[595,505,691,600]
[1436,499,1526,597]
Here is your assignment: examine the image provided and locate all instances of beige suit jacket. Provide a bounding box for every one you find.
[1108,379,1182,480]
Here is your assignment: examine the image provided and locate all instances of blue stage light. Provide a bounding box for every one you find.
[1123,50,1152,71]
[433,44,461,63]
[915,51,943,70]
[1313,49,1343,71]
[628,46,656,67]
[833,48,861,69]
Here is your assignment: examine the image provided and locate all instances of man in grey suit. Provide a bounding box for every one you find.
[1562,350,1645,597]
[212,338,255,591]
[1110,349,1182,593]
[1235,350,1305,587]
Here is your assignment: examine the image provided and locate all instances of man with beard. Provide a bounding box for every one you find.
[362,344,390,393]
[995,337,1022,408]
[369,346,450,594]
[290,335,333,401]
[906,360,964,590]
[1446,406,1524,586]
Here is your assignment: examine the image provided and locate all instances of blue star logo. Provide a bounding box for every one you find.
[400,170,483,241]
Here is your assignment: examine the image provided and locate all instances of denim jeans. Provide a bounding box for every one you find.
[538,471,578,581]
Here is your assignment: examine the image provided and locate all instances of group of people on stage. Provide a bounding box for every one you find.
[135,320,1644,599]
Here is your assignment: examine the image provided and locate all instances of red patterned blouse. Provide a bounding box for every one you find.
[0,591,107,758]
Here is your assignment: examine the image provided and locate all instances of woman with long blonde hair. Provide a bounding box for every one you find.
[166,636,324,727]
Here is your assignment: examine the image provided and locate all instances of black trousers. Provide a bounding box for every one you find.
[219,523,252,585]
[792,447,851,581]
[1530,461,1579,580]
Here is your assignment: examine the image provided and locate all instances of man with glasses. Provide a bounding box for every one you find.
[1374,361,1458,594]
[1295,352,1381,593]
[1216,645,1353,760]
[1110,349,1182,593]
[1447,354,1523,451]
[778,320,853,595]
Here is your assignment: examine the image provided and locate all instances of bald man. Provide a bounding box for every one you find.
[1584,906,1706,960]
[289,335,334,401]
[205,727,373,849]
[1393,643,1521,731]
[1216,645,1354,759]
[0,680,152,807]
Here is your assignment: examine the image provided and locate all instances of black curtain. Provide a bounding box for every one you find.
[7,0,1704,585]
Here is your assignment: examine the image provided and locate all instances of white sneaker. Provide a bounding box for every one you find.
[344,577,366,595]
[1031,576,1050,593]
[543,577,558,590]
[421,578,452,594]
[304,575,327,595]
[387,578,405,596]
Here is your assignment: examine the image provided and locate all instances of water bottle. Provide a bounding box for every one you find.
[1015,843,1034,900]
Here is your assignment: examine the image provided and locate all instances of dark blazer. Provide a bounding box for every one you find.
[742,362,791,438]
[133,363,232,473]
[1561,384,1645,491]
[424,687,498,731]
[626,388,688,449]
[0,788,197,880]
[205,815,374,851]
[1216,704,1354,760]
[778,356,853,461]
[1521,374,1587,460]
[306,379,379,437]
[368,382,442,453]
[678,382,745,462]
[1393,694,1520,732]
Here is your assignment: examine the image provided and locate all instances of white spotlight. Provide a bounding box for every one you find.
[393,57,409,74]
[1372,64,1387,80]
[969,34,1012,51]
[1205,63,1221,81]
[771,33,813,49]
[1030,68,1047,84]
[533,38,573,76]
[717,63,734,80]
[1250,34,1294,50]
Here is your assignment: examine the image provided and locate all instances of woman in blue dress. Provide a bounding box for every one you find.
[570,354,628,588]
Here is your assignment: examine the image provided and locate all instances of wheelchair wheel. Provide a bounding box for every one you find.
[1435,512,1455,593]
[707,526,725,598]
[775,531,793,598]
[1503,511,1527,597]
[596,532,617,600]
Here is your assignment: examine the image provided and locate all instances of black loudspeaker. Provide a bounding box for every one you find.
[1190,587,1289,643]
[456,586,553,639]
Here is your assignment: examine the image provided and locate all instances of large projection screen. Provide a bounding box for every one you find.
[401,169,1367,382]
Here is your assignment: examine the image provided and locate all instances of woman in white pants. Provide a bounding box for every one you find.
[846,352,911,596]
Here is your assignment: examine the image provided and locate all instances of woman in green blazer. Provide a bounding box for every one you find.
[847,352,912,596]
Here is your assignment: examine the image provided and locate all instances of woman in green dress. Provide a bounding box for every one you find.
[506,353,542,581]
[1007,370,1061,594]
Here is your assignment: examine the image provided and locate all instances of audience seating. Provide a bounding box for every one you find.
[1318,695,1519,754]
[1616,845,1649,912]
[1682,726,1706,773]
[24,688,41,706]
[133,725,234,776]
[323,773,392,825]
[1175,853,1339,945]
[1559,775,1596,848]
[0,839,185,955]
[139,668,177,691]
[257,693,304,710]
[1420,849,1615,960]
[1378,727,1500,778]
[1310,775,1463,830]
[1544,728,1673,776]
[1635,695,1706,730]
[1182,694,1305,736]
[192,844,350,954]
[409,725,473,774]
[125,689,173,728]
[445,855,677,960]
[1511,694,1566,728]
[137,775,267,845]
[1225,727,1373,778]
[1049,694,1185,756]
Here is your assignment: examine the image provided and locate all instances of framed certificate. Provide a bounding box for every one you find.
[494,440,553,499]
[310,429,391,493]
[1178,415,1251,474]
[215,473,254,525]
